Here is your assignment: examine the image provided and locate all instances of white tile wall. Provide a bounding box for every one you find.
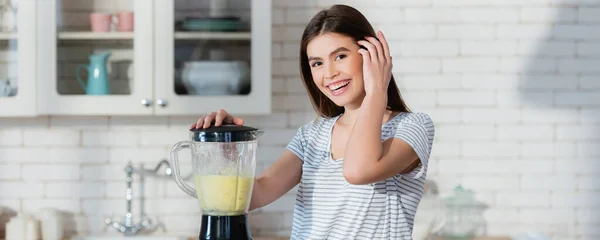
[1,0,600,240]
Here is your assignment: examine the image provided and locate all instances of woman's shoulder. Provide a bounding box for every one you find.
[395,111,434,125]
[296,115,337,133]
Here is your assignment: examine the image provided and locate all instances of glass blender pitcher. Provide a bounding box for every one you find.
[170,124,263,240]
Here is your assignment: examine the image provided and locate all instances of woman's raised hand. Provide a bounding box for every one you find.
[357,30,392,96]
[190,109,245,129]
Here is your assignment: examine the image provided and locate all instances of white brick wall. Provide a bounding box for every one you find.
[1,0,600,240]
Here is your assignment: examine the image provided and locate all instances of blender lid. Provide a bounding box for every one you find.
[190,124,262,142]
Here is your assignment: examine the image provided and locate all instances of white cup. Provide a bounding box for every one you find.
[209,0,228,17]
[38,208,63,240]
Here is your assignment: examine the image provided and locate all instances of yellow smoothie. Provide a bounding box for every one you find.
[194,175,254,216]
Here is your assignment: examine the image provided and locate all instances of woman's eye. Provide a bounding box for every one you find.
[311,62,322,67]
[336,55,346,60]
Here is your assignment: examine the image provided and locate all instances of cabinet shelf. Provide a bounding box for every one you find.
[174,31,251,40]
[55,31,251,40]
[58,31,134,40]
[0,32,17,40]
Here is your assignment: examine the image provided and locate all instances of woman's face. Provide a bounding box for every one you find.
[306,32,365,108]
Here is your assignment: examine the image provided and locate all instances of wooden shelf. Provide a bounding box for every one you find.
[0,32,17,40]
[175,31,251,40]
[58,31,134,40]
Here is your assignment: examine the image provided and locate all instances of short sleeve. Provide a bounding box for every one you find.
[394,112,435,179]
[286,124,308,162]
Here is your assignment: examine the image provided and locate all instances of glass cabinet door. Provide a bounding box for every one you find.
[0,0,36,116]
[37,0,153,115]
[154,0,271,115]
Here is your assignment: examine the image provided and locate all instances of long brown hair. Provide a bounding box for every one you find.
[299,4,411,118]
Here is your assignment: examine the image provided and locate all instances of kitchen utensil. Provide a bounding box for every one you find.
[115,11,134,32]
[181,17,242,32]
[170,124,264,240]
[180,61,249,95]
[76,52,111,95]
[430,185,489,239]
[38,208,64,240]
[0,79,11,97]
[209,0,228,17]
[0,0,17,32]
[90,12,112,32]
[5,213,39,240]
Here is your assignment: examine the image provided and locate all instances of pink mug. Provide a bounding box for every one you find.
[90,12,112,32]
[116,11,134,32]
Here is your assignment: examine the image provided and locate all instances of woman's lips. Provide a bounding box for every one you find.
[327,79,351,96]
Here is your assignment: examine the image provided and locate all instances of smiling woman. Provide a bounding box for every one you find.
[191,4,435,240]
[298,5,410,118]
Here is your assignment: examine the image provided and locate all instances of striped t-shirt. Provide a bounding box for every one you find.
[286,112,435,240]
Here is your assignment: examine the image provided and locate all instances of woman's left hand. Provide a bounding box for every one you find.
[357,30,392,96]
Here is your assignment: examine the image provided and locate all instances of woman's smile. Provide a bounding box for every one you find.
[326,78,352,96]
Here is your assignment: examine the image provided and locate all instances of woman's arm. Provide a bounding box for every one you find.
[249,149,302,211]
[344,32,423,185]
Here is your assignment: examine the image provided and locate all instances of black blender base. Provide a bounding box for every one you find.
[199,214,253,240]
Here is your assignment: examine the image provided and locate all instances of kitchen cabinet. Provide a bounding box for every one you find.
[26,0,271,117]
[0,0,36,117]
[154,0,272,115]
[37,0,154,115]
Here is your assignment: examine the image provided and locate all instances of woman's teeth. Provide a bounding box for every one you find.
[328,80,350,91]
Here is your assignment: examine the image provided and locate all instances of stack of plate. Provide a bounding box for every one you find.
[181,17,242,31]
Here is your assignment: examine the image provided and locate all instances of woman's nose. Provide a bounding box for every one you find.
[324,64,339,79]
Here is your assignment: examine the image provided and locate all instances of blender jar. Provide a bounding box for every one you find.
[170,124,263,216]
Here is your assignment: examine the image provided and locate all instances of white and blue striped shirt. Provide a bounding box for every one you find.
[286,112,435,240]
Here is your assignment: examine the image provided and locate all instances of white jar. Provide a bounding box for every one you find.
[38,208,63,240]
[6,213,40,240]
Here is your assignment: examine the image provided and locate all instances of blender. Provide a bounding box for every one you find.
[169,124,263,240]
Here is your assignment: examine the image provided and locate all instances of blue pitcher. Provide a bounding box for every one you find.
[76,52,111,95]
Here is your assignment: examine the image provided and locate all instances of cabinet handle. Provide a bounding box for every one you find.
[156,99,168,107]
[141,98,152,107]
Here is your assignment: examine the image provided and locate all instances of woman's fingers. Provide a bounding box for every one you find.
[214,109,228,126]
[195,117,205,129]
[202,112,217,129]
[366,36,385,65]
[232,117,244,125]
[192,109,244,129]
[358,40,377,63]
[378,30,391,63]
[358,48,371,65]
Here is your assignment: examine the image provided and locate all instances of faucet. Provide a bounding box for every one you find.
[105,161,164,236]
[105,159,192,236]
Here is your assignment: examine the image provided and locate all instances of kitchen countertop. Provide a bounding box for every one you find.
[186,237,287,240]
[429,237,511,240]
[186,237,288,240]
[251,238,288,240]
[186,236,510,240]
[6,236,509,240]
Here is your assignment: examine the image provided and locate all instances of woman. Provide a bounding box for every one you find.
[191,4,435,240]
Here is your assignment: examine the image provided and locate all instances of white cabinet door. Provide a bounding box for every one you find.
[0,0,36,117]
[37,0,154,115]
[154,0,271,116]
